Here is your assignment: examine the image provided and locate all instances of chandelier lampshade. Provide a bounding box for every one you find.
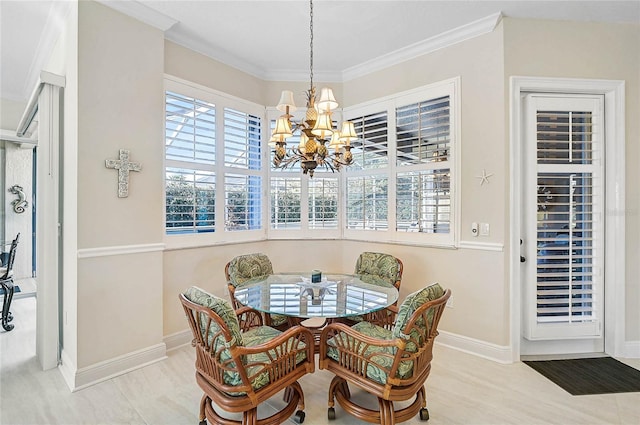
[269,0,355,177]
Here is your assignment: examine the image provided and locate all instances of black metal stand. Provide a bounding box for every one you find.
[1,278,15,331]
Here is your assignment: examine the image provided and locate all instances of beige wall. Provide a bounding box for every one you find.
[73,0,165,367]
[503,18,640,341]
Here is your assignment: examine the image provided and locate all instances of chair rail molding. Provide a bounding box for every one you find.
[77,243,165,258]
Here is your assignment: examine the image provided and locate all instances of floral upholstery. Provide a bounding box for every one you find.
[393,283,444,348]
[354,252,402,287]
[350,252,402,323]
[325,283,445,385]
[227,253,274,287]
[184,286,243,347]
[183,286,306,394]
[227,253,288,327]
[326,321,415,385]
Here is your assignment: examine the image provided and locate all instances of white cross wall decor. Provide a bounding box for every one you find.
[105,149,142,198]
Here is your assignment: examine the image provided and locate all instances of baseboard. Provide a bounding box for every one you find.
[59,343,167,392]
[164,329,192,352]
[436,330,513,364]
[58,348,77,392]
[623,340,640,358]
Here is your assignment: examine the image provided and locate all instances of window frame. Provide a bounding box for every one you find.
[266,107,343,240]
[342,77,460,247]
[164,76,268,249]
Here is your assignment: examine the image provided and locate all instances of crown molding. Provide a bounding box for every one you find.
[15,1,73,102]
[97,0,178,31]
[165,11,502,84]
[342,12,503,82]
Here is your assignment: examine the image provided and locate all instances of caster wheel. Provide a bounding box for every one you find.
[294,410,305,423]
[2,323,14,332]
[420,408,430,421]
[328,407,336,420]
[198,420,207,425]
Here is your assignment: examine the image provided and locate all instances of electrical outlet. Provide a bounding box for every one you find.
[446,296,453,308]
[471,222,479,237]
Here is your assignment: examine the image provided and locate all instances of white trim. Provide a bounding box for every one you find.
[0,129,36,145]
[436,330,513,364]
[77,243,165,259]
[61,343,167,392]
[509,76,626,361]
[58,348,77,392]
[165,12,500,83]
[458,241,504,252]
[343,13,502,82]
[17,71,66,138]
[4,2,73,102]
[164,329,192,352]
[96,0,178,31]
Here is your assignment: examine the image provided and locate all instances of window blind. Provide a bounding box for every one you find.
[165,91,215,164]
[535,108,600,326]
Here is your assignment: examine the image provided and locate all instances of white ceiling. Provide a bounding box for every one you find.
[1,0,639,103]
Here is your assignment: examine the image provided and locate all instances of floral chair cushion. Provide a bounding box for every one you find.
[392,283,444,347]
[227,253,274,287]
[184,286,306,394]
[227,253,288,327]
[354,252,401,287]
[325,321,415,385]
[184,286,243,347]
[235,326,308,392]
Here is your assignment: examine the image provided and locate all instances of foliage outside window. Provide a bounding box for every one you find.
[165,80,264,238]
[344,79,458,245]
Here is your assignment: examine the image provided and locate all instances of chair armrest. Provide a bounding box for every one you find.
[236,325,315,359]
[320,322,404,351]
[233,326,315,384]
[362,304,398,330]
[234,306,263,331]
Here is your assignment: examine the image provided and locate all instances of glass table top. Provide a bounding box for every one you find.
[234,273,399,319]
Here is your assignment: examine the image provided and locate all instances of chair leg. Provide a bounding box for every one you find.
[1,280,15,332]
[378,398,395,425]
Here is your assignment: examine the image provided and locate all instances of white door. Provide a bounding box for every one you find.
[521,93,605,356]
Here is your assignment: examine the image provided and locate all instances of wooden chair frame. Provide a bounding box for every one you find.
[319,289,451,425]
[179,293,315,425]
[1,233,20,332]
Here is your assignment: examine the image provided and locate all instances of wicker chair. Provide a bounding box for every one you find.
[319,283,451,424]
[1,233,20,332]
[179,286,315,425]
[225,253,289,330]
[349,252,403,326]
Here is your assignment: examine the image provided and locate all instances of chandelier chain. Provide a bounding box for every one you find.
[309,0,314,90]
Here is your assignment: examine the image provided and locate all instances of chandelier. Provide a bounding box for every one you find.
[269,0,356,177]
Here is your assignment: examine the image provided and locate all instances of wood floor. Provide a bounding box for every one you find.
[1,296,639,424]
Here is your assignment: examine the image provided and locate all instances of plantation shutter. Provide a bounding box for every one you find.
[524,94,604,340]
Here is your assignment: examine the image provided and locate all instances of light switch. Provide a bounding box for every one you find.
[480,222,490,236]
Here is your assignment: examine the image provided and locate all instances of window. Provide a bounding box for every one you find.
[267,109,342,238]
[165,79,265,239]
[344,78,458,245]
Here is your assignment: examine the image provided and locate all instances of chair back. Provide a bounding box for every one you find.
[1,233,20,280]
[393,283,448,352]
[225,253,273,310]
[180,287,251,392]
[226,253,273,286]
[354,251,403,289]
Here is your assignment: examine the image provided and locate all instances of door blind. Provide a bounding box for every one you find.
[527,98,604,340]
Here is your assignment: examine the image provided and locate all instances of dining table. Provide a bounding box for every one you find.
[233,272,398,321]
